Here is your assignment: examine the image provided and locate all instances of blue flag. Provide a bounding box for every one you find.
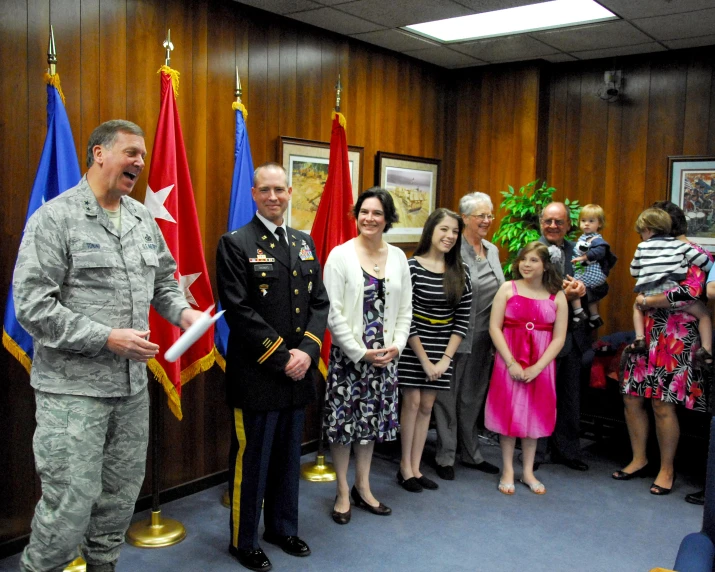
[215,107,256,369]
[2,82,81,373]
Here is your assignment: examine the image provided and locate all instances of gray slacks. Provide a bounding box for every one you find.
[433,330,493,467]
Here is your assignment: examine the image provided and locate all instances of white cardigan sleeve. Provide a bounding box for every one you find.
[324,246,367,364]
[390,247,413,355]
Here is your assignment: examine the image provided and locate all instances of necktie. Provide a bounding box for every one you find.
[275,227,289,255]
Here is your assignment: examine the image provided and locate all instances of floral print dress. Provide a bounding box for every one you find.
[622,243,713,411]
[324,270,400,445]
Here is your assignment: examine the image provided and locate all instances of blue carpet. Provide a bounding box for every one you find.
[0,434,703,571]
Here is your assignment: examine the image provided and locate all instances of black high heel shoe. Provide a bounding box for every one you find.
[350,486,392,515]
[612,464,650,481]
[331,496,351,525]
[650,474,676,496]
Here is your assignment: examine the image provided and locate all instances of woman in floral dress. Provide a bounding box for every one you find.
[614,201,712,495]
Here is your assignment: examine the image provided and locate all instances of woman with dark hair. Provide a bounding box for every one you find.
[615,201,713,496]
[396,208,473,493]
[323,187,412,523]
[484,242,568,495]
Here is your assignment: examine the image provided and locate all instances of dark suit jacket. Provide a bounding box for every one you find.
[216,216,330,411]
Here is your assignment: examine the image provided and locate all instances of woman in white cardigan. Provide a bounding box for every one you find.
[324,188,412,524]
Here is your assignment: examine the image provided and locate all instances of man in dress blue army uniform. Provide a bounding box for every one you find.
[216,162,329,572]
[13,120,203,572]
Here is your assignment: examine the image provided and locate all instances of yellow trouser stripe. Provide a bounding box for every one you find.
[231,409,247,548]
[257,337,283,364]
[413,312,453,325]
[304,331,322,349]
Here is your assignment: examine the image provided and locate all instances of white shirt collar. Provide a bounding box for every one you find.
[256,211,287,241]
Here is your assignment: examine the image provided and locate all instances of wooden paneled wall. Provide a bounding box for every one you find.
[544,48,715,333]
[3,0,715,551]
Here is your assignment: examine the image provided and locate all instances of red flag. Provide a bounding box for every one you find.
[145,66,216,419]
[311,112,358,377]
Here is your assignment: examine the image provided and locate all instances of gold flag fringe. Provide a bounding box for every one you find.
[214,347,226,372]
[332,111,346,129]
[148,358,183,420]
[2,329,32,375]
[158,65,180,99]
[180,349,216,385]
[232,102,248,121]
[44,72,66,106]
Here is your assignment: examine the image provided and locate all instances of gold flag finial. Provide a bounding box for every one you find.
[163,29,174,67]
[235,67,242,104]
[335,74,342,112]
[47,25,57,76]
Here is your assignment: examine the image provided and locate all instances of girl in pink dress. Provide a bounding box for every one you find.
[485,242,568,495]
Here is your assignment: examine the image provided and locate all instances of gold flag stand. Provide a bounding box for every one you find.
[64,557,86,571]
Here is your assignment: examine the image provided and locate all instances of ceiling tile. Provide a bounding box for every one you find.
[351,29,439,51]
[452,0,544,12]
[531,21,652,52]
[336,0,473,28]
[540,53,578,63]
[663,35,715,50]
[598,0,715,19]
[451,34,558,62]
[404,46,484,68]
[288,7,385,34]
[572,42,667,60]
[633,8,715,41]
[234,0,322,14]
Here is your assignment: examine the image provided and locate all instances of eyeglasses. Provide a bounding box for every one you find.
[542,218,566,227]
[468,214,495,221]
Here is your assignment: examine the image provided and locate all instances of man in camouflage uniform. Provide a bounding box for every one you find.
[13,120,202,572]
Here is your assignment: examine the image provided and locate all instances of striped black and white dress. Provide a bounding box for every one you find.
[398,258,472,391]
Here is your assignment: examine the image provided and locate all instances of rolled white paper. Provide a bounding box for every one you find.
[165,306,225,363]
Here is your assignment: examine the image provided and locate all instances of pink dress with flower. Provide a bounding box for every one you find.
[485,281,557,438]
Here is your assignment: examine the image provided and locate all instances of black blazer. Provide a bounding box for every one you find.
[216,216,330,411]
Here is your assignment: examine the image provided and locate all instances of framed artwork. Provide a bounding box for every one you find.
[279,136,363,234]
[375,152,440,243]
[667,155,715,248]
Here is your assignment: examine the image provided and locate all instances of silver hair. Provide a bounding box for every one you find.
[459,192,493,216]
[86,120,144,168]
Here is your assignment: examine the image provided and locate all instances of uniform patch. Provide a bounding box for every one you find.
[249,250,275,263]
[253,263,273,271]
[259,284,269,296]
[85,242,101,250]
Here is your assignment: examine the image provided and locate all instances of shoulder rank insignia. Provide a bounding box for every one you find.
[299,240,315,261]
[261,235,268,240]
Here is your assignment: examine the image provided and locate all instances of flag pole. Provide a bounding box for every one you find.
[50,21,88,572]
[125,30,186,549]
[300,75,344,483]
[221,67,245,508]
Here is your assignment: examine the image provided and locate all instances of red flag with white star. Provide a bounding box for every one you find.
[145,66,216,419]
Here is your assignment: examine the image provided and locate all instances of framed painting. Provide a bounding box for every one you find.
[667,155,715,248]
[375,152,440,243]
[279,136,363,234]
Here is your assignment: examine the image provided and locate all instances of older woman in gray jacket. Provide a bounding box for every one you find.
[433,192,505,480]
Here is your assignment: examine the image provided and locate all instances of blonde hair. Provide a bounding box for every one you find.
[580,204,605,229]
[635,208,671,236]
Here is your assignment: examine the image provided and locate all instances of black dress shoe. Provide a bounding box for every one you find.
[435,464,455,480]
[612,465,650,481]
[331,496,351,524]
[350,485,392,515]
[262,533,311,557]
[552,454,588,471]
[229,546,272,571]
[396,469,423,493]
[417,475,439,490]
[650,475,676,496]
[685,490,706,505]
[462,460,500,475]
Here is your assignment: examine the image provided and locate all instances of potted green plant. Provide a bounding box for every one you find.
[491,180,580,277]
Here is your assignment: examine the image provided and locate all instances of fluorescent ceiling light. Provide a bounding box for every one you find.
[404,0,618,43]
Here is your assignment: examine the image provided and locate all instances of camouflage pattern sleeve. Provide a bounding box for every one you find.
[13,206,112,357]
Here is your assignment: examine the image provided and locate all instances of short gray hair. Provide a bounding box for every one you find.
[253,162,287,187]
[86,120,144,168]
[459,192,493,216]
